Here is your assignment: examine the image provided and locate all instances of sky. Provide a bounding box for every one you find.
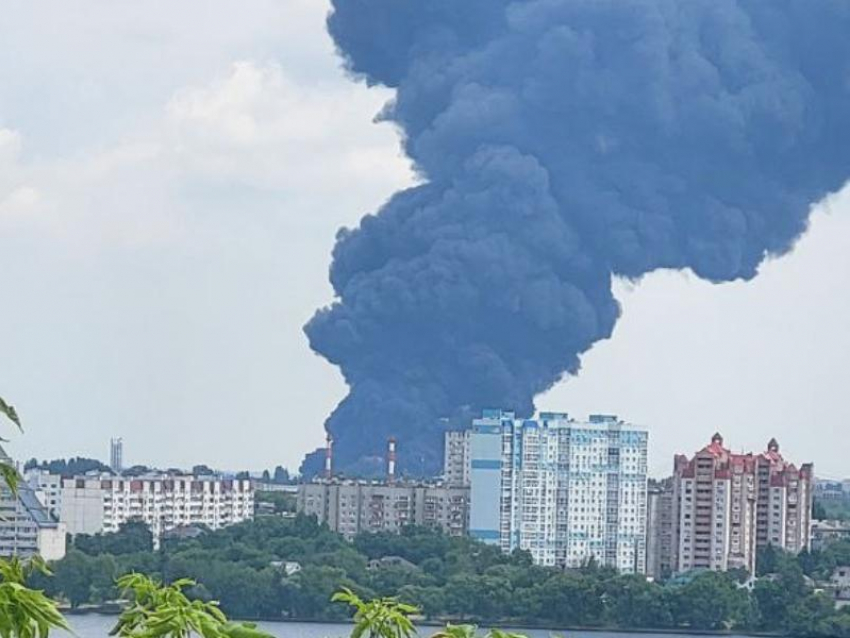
[1,1,848,479]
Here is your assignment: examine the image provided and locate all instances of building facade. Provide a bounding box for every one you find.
[815,478,850,502]
[0,447,66,561]
[671,434,813,575]
[24,469,63,520]
[443,430,472,487]
[298,480,469,540]
[60,474,253,541]
[469,409,649,573]
[811,520,850,552]
[646,477,675,581]
[110,438,124,474]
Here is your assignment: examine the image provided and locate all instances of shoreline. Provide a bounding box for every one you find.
[63,609,776,638]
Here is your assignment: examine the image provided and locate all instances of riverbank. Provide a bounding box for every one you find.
[61,608,776,638]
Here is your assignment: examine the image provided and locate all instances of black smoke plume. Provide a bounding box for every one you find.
[303,0,850,476]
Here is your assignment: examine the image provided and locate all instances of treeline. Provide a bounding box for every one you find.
[24,457,112,477]
[815,497,850,522]
[34,516,850,637]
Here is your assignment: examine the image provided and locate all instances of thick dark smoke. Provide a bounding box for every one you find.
[303,0,850,476]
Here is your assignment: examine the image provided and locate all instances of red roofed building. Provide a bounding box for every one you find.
[667,434,813,575]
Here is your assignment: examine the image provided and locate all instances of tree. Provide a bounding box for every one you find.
[785,592,840,637]
[111,573,273,638]
[757,543,788,576]
[122,465,152,477]
[0,396,22,492]
[752,557,809,631]
[813,497,828,521]
[291,565,356,619]
[673,571,748,630]
[51,549,97,608]
[273,466,291,484]
[75,520,155,556]
[0,401,69,638]
[332,587,418,638]
[605,574,673,628]
[254,491,296,515]
[432,626,526,638]
[444,574,512,622]
[24,457,112,477]
[397,585,446,620]
[0,557,69,638]
[536,572,603,626]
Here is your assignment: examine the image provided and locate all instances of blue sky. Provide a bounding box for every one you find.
[1,1,848,478]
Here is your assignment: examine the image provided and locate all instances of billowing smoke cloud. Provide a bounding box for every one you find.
[304,0,850,475]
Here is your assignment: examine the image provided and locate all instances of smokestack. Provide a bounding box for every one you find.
[307,0,850,476]
[387,438,397,484]
[325,433,333,481]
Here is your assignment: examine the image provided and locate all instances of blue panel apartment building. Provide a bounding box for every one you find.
[469,409,648,573]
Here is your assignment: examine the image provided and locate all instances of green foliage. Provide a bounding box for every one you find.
[76,521,155,556]
[254,492,296,515]
[0,397,21,431]
[37,515,850,634]
[332,587,417,638]
[334,590,528,638]
[820,499,850,523]
[0,463,18,496]
[671,571,748,630]
[110,573,273,638]
[813,497,829,521]
[0,557,69,638]
[802,540,850,581]
[432,624,526,638]
[0,400,69,638]
[24,457,112,478]
[604,574,673,628]
[42,549,118,608]
[0,396,22,494]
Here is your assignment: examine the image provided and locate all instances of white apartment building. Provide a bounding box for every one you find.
[24,469,63,520]
[0,448,66,561]
[469,410,649,573]
[443,430,471,487]
[61,474,253,541]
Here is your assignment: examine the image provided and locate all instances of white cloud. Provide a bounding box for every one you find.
[0,60,412,247]
[163,60,413,195]
[0,128,41,221]
[0,127,22,162]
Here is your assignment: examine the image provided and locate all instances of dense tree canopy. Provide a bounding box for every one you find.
[24,456,112,477]
[35,516,850,636]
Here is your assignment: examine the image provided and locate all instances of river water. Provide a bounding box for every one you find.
[68,614,749,638]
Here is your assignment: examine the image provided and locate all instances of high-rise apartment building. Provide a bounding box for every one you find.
[298,480,469,540]
[469,409,649,573]
[670,434,813,575]
[646,477,675,580]
[110,438,123,474]
[0,447,66,561]
[443,430,471,487]
[61,474,253,541]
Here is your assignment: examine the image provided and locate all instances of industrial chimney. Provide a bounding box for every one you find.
[325,433,334,480]
[387,437,397,484]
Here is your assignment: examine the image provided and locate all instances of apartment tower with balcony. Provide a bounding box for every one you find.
[469,409,649,573]
[671,434,813,575]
